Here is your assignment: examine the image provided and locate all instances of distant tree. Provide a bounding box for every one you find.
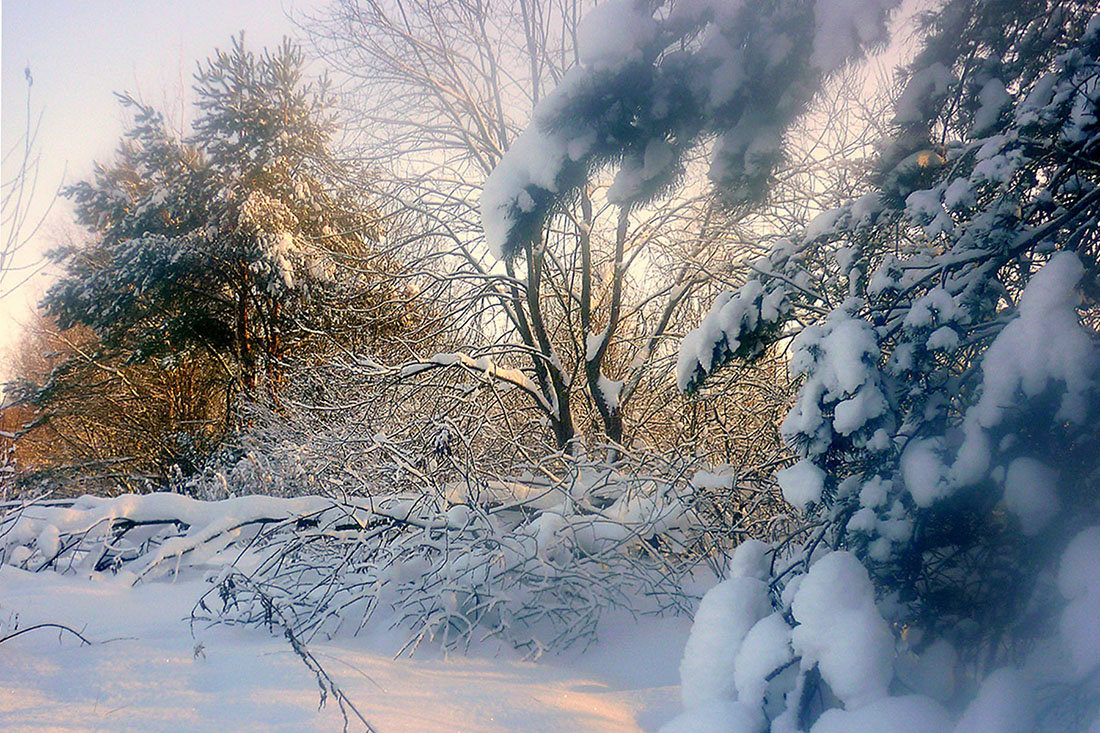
[2,315,227,496]
[12,37,413,492]
[43,37,400,400]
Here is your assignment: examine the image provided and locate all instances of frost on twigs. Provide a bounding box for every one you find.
[1,448,727,657]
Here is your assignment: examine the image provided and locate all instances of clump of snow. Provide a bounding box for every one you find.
[1058,526,1100,678]
[596,374,624,412]
[926,326,959,351]
[810,0,898,72]
[691,465,736,491]
[781,311,887,455]
[901,437,950,507]
[776,459,826,511]
[575,0,657,72]
[895,62,954,124]
[607,138,675,204]
[1002,457,1060,535]
[952,668,1036,733]
[678,576,771,707]
[811,694,952,733]
[970,78,1011,136]
[677,280,771,391]
[733,612,793,707]
[727,539,771,581]
[790,551,894,709]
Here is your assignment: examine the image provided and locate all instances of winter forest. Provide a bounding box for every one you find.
[1,0,1098,730]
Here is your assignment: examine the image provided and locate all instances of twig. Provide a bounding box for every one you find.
[0,622,93,646]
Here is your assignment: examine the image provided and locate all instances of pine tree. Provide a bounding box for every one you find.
[45,37,386,398]
[20,37,404,491]
[493,0,1100,729]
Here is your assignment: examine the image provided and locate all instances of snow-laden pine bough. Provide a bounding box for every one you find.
[477,0,1100,727]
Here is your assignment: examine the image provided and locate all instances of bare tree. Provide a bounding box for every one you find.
[305,0,764,454]
[1,70,58,296]
[305,1,896,463]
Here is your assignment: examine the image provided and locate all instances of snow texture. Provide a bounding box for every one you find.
[678,576,771,707]
[776,459,826,511]
[811,0,896,72]
[811,694,952,733]
[1002,457,1060,535]
[952,252,1097,487]
[790,551,894,709]
[952,668,1036,733]
[0,565,690,732]
[576,0,657,72]
[1058,526,1100,678]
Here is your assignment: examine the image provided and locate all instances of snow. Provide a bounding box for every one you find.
[776,459,826,511]
[0,565,691,731]
[1058,526,1100,678]
[971,78,1010,136]
[926,326,959,351]
[727,539,771,581]
[676,282,767,391]
[576,0,657,72]
[690,465,736,492]
[677,576,770,707]
[810,0,898,72]
[607,139,675,205]
[1002,457,1060,535]
[953,252,1097,486]
[895,638,957,703]
[952,668,1036,733]
[597,374,624,412]
[901,437,950,507]
[790,552,894,709]
[780,311,886,454]
[810,695,952,733]
[894,62,954,125]
[732,612,793,707]
[480,92,596,259]
[659,699,763,733]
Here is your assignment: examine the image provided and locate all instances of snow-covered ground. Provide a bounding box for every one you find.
[0,565,690,731]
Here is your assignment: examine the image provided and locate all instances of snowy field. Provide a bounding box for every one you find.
[0,565,690,731]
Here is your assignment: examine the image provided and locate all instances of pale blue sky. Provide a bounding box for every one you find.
[1,0,323,371]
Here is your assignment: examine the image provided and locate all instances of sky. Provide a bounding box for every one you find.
[1,0,324,378]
